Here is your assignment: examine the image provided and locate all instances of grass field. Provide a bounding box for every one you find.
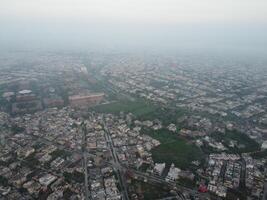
[130,180,170,200]
[212,130,260,153]
[143,128,205,169]
[251,149,267,159]
[91,98,187,125]
[90,99,158,117]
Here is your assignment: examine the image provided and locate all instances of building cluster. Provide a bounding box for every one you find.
[1,52,267,199]
[197,153,266,199]
[0,106,166,199]
[0,53,105,115]
[243,154,266,199]
[69,93,104,108]
[204,154,241,198]
[100,55,267,147]
[152,163,182,182]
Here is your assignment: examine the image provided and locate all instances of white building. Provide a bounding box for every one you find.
[165,163,181,182]
[153,163,166,176]
[39,174,57,186]
[167,124,177,132]
[261,140,267,149]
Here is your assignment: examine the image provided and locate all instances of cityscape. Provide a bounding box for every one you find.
[0,52,266,200]
[0,0,267,199]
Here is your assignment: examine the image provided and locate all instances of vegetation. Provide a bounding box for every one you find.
[177,177,196,189]
[149,80,167,88]
[226,188,248,200]
[0,160,9,167]
[92,99,198,169]
[130,180,170,200]
[23,153,40,169]
[90,99,157,117]
[212,130,260,153]
[50,149,70,160]
[143,128,204,169]
[79,79,104,92]
[0,175,8,186]
[251,149,267,159]
[32,142,45,149]
[11,125,25,133]
[63,188,76,199]
[63,171,84,183]
[91,98,187,125]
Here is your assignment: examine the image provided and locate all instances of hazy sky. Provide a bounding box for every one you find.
[1,0,267,53]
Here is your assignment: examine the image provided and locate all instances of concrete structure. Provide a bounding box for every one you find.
[43,97,64,108]
[153,163,166,176]
[69,93,104,107]
[165,163,181,182]
[261,141,267,149]
[39,174,57,186]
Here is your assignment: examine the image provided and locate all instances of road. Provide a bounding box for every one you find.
[103,121,130,200]
[29,130,93,199]
[81,122,90,200]
[239,158,246,189]
[263,182,267,200]
[29,118,210,200]
[101,119,210,200]
[126,168,211,200]
[129,170,185,200]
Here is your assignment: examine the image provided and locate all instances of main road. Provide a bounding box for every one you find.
[103,120,130,200]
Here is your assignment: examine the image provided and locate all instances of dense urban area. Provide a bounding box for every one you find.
[0,52,266,200]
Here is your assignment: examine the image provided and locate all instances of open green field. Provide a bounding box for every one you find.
[90,99,158,118]
[212,130,260,153]
[130,180,171,200]
[251,149,267,159]
[143,128,205,169]
[91,99,187,125]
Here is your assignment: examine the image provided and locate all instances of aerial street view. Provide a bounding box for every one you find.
[0,0,266,200]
